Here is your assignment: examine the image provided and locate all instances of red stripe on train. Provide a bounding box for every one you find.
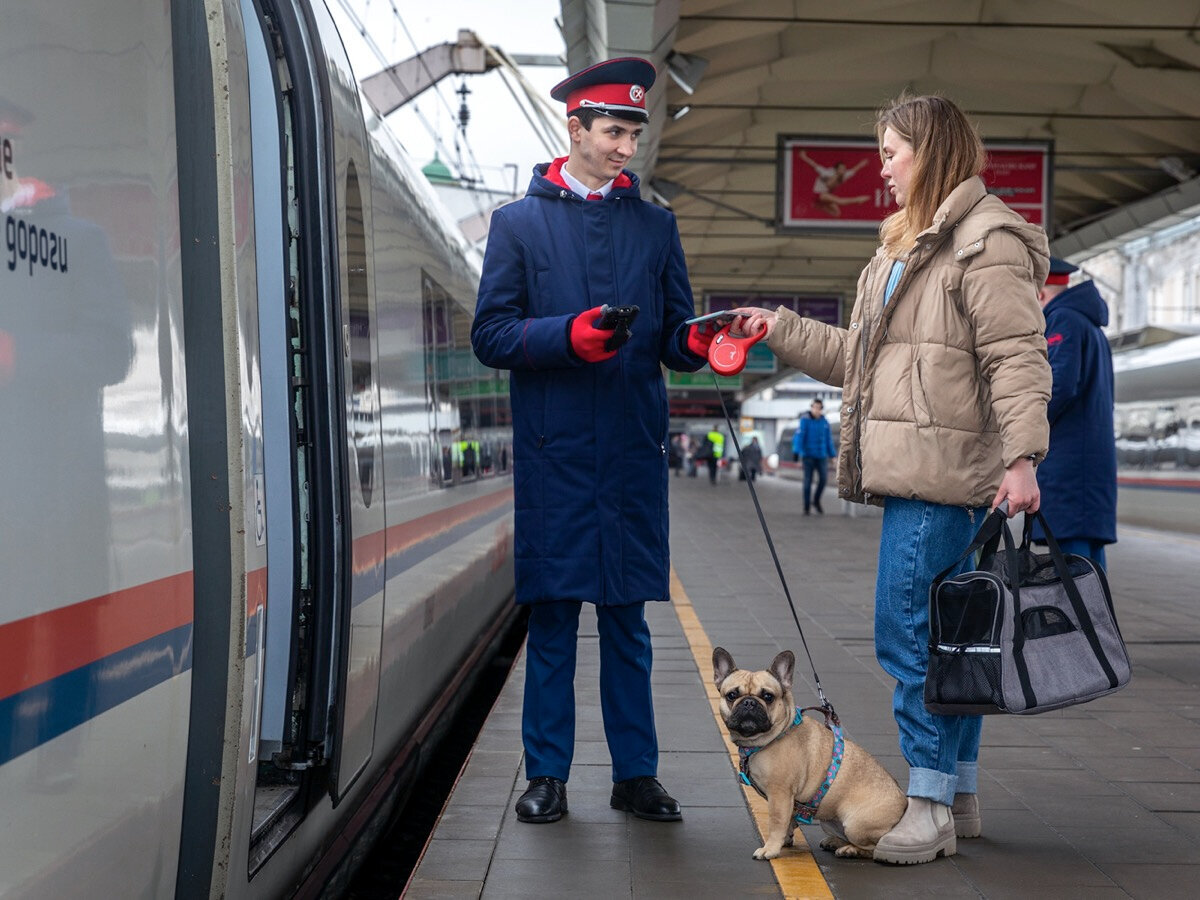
[0,571,194,701]
[1118,475,1200,490]
[0,486,516,699]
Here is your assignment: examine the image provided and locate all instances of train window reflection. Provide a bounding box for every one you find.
[345,161,377,506]
[421,272,511,487]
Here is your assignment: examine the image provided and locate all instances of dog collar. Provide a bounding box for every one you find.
[738,706,844,826]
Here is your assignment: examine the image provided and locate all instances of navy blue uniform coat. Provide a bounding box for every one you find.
[1034,280,1117,544]
[472,161,704,606]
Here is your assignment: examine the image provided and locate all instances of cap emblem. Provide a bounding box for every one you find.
[629,84,645,103]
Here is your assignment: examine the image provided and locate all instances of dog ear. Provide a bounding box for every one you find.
[713,647,737,685]
[769,650,795,692]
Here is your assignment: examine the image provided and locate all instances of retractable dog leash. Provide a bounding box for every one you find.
[705,321,837,719]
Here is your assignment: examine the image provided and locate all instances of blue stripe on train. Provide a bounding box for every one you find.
[0,623,193,767]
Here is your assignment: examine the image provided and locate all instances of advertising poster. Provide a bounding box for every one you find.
[778,137,1052,233]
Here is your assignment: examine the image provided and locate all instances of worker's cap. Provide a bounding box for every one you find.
[550,57,657,124]
[1046,257,1078,286]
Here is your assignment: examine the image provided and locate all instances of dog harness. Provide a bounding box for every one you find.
[738,706,845,825]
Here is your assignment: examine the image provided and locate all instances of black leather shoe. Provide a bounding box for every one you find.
[610,776,682,821]
[516,776,567,823]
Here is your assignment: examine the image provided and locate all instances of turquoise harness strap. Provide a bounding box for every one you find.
[738,706,845,825]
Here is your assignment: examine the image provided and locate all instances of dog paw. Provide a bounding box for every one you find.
[752,846,781,860]
[835,844,871,859]
[819,836,848,853]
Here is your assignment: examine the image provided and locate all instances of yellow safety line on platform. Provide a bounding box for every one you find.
[670,567,835,900]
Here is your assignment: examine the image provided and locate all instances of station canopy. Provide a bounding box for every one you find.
[560,0,1200,398]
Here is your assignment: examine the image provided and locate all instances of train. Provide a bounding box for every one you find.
[1,1,517,897]
[1112,332,1200,534]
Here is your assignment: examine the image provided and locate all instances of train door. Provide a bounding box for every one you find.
[236,0,383,867]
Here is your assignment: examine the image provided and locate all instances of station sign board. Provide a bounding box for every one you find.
[667,370,742,389]
[777,136,1053,233]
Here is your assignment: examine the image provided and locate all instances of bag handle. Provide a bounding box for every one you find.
[930,500,1009,587]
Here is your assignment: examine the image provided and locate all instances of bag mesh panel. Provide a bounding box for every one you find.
[925,651,1004,714]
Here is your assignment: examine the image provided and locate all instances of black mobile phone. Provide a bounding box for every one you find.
[595,304,639,352]
[596,304,639,329]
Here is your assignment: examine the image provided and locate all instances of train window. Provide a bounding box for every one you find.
[421,274,512,484]
[345,161,377,507]
[419,275,505,484]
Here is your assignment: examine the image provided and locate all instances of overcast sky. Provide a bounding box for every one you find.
[330,0,568,196]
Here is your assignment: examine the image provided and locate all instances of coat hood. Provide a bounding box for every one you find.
[1045,280,1109,328]
[922,176,1051,286]
[527,156,641,200]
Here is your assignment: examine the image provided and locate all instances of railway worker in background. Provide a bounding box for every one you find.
[1033,258,1117,569]
[795,398,836,514]
[472,57,719,826]
[703,424,724,484]
[729,94,1050,864]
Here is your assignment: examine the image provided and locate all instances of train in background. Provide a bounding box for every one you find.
[0,1,517,897]
[1112,333,1200,534]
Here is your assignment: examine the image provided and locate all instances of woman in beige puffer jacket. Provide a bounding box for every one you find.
[733,94,1051,865]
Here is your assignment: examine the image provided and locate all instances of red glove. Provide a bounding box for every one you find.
[686,320,720,358]
[569,305,619,363]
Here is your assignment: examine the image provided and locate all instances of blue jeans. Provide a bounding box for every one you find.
[876,497,984,806]
[802,457,827,510]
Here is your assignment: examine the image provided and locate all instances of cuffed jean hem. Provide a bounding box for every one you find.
[908,767,957,807]
[955,761,978,795]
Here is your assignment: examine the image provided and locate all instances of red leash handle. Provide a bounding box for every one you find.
[707,321,767,376]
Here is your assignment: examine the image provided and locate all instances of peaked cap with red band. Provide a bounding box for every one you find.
[551,57,657,123]
[1045,256,1079,286]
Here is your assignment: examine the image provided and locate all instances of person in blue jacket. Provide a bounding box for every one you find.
[793,398,837,514]
[471,57,719,826]
[1033,258,1117,568]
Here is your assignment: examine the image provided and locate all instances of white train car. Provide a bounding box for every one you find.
[0,1,516,896]
[1113,333,1200,534]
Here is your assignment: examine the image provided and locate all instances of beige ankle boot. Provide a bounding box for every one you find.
[873,796,956,864]
[952,792,981,838]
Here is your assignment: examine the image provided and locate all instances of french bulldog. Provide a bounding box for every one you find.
[713,646,906,860]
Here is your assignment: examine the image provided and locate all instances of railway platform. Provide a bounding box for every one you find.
[406,472,1200,899]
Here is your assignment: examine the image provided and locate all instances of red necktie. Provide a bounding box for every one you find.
[587,192,603,201]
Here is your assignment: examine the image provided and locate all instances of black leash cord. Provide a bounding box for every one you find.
[711,371,834,715]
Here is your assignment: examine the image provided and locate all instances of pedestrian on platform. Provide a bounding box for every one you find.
[472,56,720,826]
[796,398,836,514]
[739,435,763,482]
[730,93,1051,864]
[1033,257,1117,569]
[669,433,684,476]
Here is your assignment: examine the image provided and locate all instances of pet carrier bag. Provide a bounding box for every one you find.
[924,504,1130,715]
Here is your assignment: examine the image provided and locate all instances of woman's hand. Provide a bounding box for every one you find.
[991,458,1040,516]
[729,306,778,339]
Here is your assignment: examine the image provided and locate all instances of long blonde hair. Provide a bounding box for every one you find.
[877,94,986,258]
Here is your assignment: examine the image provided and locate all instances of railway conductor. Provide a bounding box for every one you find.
[1033,257,1117,568]
[472,57,718,824]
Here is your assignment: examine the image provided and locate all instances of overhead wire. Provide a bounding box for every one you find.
[331,1,492,224]
[330,0,458,167]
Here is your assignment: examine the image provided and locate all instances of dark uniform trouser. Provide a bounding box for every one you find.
[522,600,657,783]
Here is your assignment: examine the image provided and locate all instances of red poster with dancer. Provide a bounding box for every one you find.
[778,137,1051,232]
